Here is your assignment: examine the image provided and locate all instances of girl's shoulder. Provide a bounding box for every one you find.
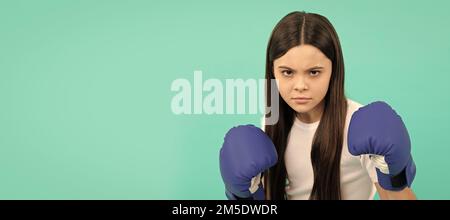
[346,99,363,116]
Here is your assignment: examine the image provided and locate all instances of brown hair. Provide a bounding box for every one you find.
[263,11,347,200]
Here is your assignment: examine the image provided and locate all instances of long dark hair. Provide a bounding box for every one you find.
[263,11,347,200]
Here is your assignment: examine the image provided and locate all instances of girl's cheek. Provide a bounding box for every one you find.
[279,82,291,99]
[274,77,284,92]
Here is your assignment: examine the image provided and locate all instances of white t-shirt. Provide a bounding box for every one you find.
[284,99,378,199]
[257,99,379,200]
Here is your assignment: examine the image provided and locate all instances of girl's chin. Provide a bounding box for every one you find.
[289,103,314,113]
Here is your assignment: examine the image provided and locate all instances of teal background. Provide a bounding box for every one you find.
[1,0,449,199]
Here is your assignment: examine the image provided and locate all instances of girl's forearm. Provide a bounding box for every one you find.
[376,184,417,200]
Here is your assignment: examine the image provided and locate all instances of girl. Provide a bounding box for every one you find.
[220,11,416,200]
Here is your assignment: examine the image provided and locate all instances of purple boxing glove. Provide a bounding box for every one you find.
[348,101,416,191]
[219,124,278,200]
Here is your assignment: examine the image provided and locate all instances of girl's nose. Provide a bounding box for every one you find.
[293,75,308,92]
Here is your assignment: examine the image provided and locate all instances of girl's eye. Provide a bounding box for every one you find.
[309,70,320,76]
[282,70,293,76]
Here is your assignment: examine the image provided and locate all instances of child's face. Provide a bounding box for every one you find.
[273,44,332,115]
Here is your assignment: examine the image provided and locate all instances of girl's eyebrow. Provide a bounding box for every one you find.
[278,65,324,70]
[307,66,324,70]
[278,65,294,70]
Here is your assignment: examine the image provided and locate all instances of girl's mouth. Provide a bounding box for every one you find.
[291,97,312,104]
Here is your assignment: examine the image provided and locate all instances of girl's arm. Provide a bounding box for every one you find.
[375,183,417,200]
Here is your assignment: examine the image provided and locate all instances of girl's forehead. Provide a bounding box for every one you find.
[274,45,331,70]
